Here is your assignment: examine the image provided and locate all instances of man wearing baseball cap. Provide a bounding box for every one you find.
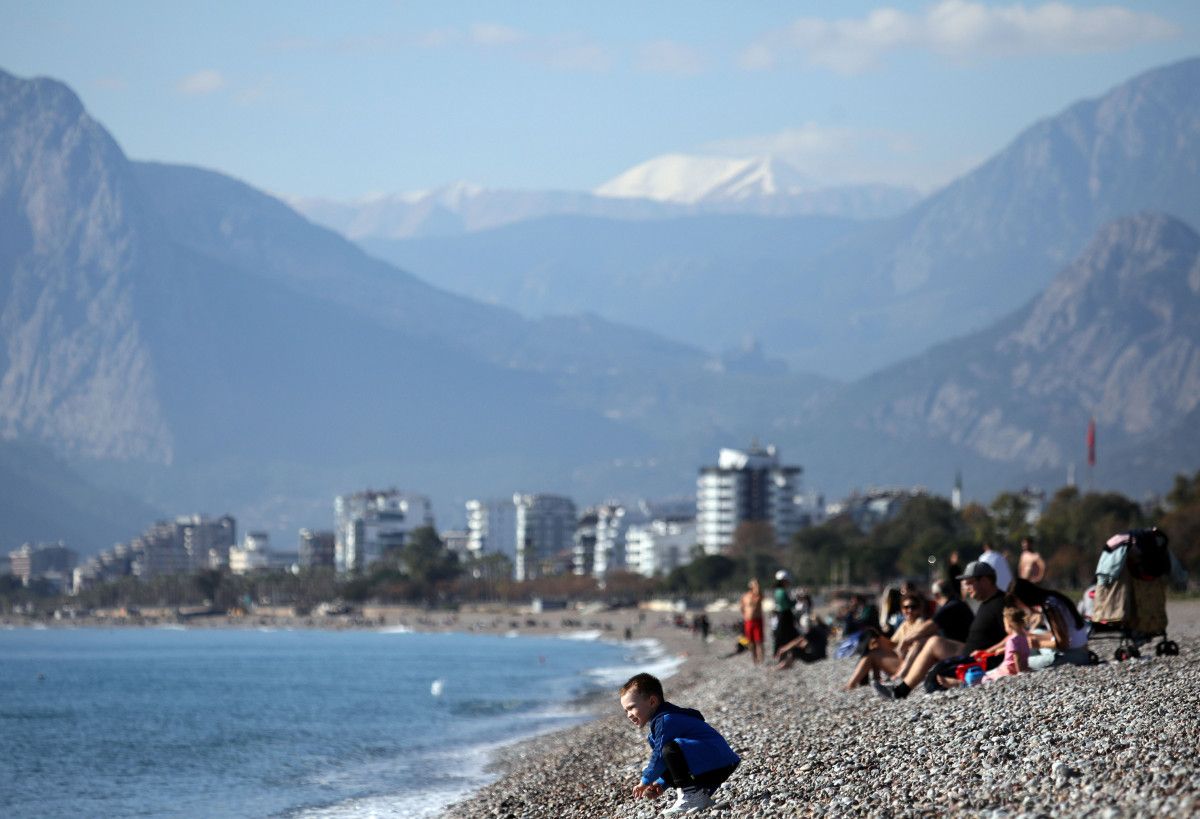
[875,560,1007,700]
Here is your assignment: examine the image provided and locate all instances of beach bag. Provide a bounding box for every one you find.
[835,632,863,659]
[1092,577,1130,623]
[1128,528,1171,581]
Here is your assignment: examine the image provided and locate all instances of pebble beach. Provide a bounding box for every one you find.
[445,600,1200,818]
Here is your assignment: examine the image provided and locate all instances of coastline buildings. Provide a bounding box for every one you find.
[467,494,576,580]
[696,443,803,553]
[298,529,336,570]
[8,542,77,592]
[625,517,699,577]
[826,487,927,530]
[466,498,518,562]
[515,494,576,582]
[229,532,271,575]
[334,490,434,574]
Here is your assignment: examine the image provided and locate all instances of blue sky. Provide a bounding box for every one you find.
[4,1,1198,199]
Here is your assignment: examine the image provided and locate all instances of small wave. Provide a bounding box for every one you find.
[289,785,477,819]
[584,638,684,688]
[157,624,187,631]
[377,625,414,634]
[555,629,602,641]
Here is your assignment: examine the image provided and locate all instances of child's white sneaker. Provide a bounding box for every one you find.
[663,786,712,814]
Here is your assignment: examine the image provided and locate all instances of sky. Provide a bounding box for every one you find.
[3,1,1199,200]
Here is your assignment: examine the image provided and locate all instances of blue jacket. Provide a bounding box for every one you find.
[640,701,740,785]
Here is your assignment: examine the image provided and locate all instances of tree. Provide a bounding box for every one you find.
[1160,470,1200,575]
[866,495,971,581]
[789,517,861,586]
[400,526,461,588]
[1036,488,1144,588]
[665,554,738,594]
[989,492,1033,547]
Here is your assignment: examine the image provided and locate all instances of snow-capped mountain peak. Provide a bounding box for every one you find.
[594,154,814,204]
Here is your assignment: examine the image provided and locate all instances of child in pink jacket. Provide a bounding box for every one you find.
[985,606,1030,681]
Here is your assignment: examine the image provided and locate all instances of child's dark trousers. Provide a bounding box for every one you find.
[661,741,738,791]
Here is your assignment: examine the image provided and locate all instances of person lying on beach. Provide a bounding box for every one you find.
[620,672,740,815]
[841,593,929,689]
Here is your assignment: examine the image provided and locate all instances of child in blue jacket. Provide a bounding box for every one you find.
[619,672,740,814]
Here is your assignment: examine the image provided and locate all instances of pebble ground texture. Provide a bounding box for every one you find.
[444,600,1200,818]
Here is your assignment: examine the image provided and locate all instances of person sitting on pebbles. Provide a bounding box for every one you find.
[1009,578,1092,669]
[620,672,740,814]
[874,562,1007,700]
[841,593,929,689]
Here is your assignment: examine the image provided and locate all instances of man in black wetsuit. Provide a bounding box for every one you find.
[874,562,1006,700]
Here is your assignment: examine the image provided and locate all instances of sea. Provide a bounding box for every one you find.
[0,625,679,818]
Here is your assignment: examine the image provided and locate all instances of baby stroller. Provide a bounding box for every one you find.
[1088,527,1183,661]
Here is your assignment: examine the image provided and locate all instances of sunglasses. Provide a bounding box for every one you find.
[900,605,918,611]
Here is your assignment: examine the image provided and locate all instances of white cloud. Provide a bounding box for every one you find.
[636,40,705,75]
[458,22,611,72]
[469,22,525,47]
[741,1,1181,74]
[701,123,979,192]
[177,69,225,95]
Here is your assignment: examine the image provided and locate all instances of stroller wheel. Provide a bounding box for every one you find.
[1158,640,1180,657]
[1114,646,1136,661]
[1087,650,1101,666]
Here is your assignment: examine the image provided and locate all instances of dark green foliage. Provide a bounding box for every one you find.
[664,555,738,594]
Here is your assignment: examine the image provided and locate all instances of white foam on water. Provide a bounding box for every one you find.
[376,625,414,634]
[584,638,684,688]
[292,734,534,818]
[555,629,603,641]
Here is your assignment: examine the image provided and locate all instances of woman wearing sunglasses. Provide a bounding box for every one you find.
[842,594,930,690]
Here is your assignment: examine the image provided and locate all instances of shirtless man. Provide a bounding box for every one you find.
[1017,536,1046,583]
[740,579,764,664]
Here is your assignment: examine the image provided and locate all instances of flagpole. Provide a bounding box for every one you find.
[1086,416,1096,493]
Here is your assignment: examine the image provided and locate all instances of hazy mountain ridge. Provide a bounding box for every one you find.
[289,157,919,241]
[361,58,1200,378]
[773,57,1200,375]
[0,71,174,463]
[812,213,1200,484]
[3,60,1199,551]
[0,68,835,548]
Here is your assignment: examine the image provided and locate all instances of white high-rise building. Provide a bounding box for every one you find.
[514,494,576,582]
[696,443,802,553]
[334,490,434,574]
[625,519,698,577]
[465,499,518,561]
[467,494,576,580]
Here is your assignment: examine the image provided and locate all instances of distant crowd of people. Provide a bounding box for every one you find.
[728,536,1092,698]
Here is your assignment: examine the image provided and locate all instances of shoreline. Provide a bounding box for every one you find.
[442,600,1200,818]
[2,606,715,819]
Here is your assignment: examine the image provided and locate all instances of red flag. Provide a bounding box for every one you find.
[1087,417,1096,467]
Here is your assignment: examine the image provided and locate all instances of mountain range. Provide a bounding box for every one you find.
[288,155,919,241]
[2,59,1199,554]
[357,58,1200,379]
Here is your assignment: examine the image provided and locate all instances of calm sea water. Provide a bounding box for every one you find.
[0,625,675,818]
